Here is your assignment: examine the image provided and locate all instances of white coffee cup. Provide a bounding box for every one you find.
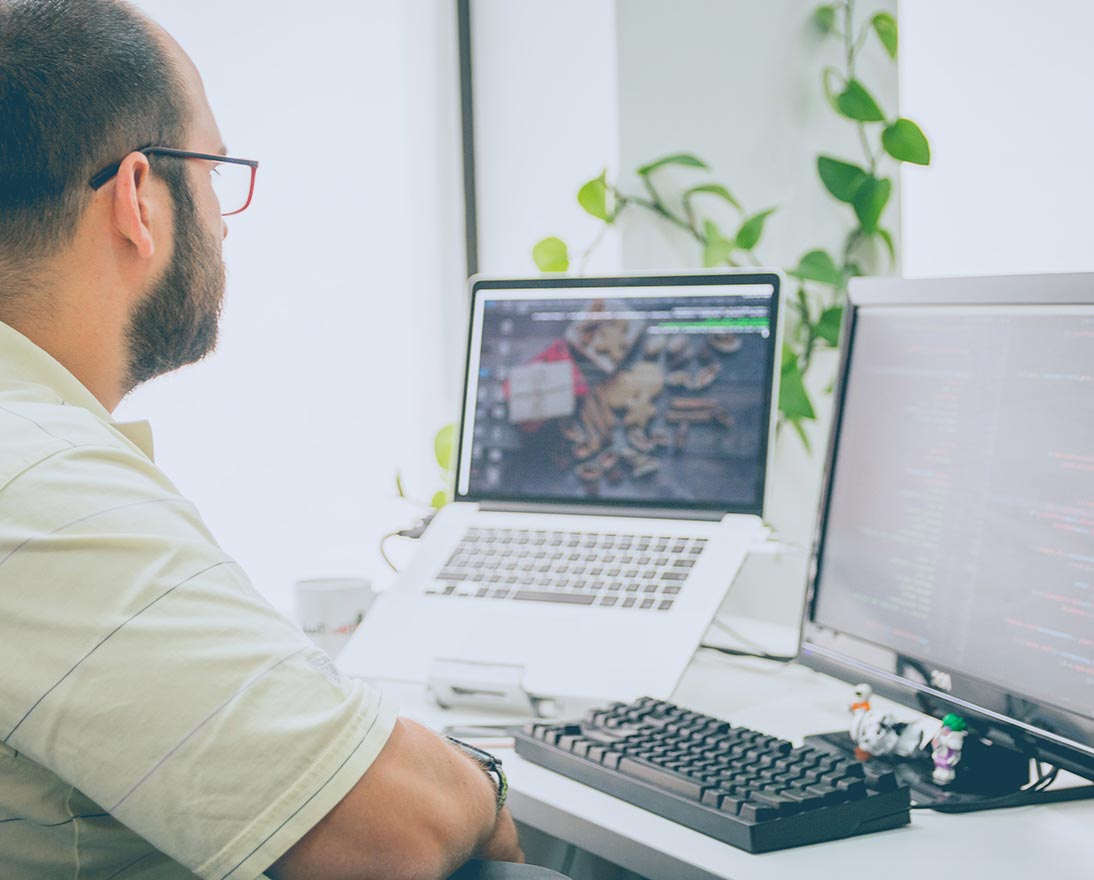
[293,577,375,658]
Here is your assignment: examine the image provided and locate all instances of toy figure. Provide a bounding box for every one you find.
[848,684,921,761]
[930,713,968,785]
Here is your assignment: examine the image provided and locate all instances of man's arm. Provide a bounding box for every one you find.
[268,718,523,880]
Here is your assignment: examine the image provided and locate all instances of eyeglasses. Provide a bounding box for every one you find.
[89,147,259,216]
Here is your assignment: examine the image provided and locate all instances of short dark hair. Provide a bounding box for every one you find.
[0,0,190,292]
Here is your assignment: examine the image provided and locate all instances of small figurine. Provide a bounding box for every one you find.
[848,684,921,761]
[930,713,968,785]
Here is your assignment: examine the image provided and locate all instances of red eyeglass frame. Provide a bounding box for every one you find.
[88,147,259,216]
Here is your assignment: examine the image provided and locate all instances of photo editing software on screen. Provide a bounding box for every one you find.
[815,306,1094,719]
[461,286,777,510]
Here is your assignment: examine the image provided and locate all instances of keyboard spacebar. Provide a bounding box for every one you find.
[511,591,596,605]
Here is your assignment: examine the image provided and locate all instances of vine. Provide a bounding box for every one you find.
[532,1,930,449]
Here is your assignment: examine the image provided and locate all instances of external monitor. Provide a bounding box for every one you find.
[800,272,1094,802]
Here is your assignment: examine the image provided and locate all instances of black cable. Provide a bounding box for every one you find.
[558,844,578,877]
[699,643,796,663]
[909,763,1076,813]
[702,616,797,663]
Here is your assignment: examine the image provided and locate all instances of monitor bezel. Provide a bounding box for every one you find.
[454,271,783,518]
[799,272,1094,782]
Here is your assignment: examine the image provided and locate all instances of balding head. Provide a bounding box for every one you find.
[0,0,192,311]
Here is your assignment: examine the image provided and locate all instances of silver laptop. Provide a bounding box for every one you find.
[339,271,784,704]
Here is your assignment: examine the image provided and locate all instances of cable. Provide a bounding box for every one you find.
[558,844,578,877]
[908,762,1090,813]
[378,510,439,574]
[702,616,797,663]
[700,643,796,663]
[379,531,401,573]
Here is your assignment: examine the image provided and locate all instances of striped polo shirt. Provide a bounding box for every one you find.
[0,321,397,879]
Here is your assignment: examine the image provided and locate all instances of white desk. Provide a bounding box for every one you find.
[371,612,1094,880]
[500,649,1094,880]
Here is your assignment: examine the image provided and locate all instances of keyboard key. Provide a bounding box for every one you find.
[618,758,705,800]
[512,591,596,605]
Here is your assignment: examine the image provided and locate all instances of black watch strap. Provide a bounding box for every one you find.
[445,735,508,813]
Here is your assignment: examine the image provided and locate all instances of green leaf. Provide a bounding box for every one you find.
[789,249,843,287]
[882,118,931,165]
[577,171,612,221]
[395,471,406,498]
[872,12,898,58]
[735,208,776,251]
[683,183,742,212]
[835,79,886,122]
[876,227,897,266]
[813,4,837,33]
[816,306,844,346]
[789,418,813,453]
[817,156,869,203]
[636,153,708,176]
[434,423,456,470]
[779,346,816,421]
[431,490,448,510]
[822,66,844,113]
[853,176,892,233]
[702,219,735,268]
[532,237,569,273]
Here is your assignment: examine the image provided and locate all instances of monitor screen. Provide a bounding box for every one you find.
[802,277,1094,780]
[455,275,781,515]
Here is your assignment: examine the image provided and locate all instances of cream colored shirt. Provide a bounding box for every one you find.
[0,321,397,879]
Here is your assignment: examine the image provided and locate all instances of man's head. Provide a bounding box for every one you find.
[0,0,231,400]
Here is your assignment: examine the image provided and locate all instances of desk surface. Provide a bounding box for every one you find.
[502,648,1094,880]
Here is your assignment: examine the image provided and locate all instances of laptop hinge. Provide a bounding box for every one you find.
[474,500,730,522]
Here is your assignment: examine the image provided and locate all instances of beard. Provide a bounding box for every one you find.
[123,171,226,392]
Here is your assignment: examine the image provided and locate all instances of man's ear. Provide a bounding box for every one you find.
[112,151,160,259]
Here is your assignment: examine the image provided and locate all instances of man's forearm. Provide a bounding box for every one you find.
[269,718,514,880]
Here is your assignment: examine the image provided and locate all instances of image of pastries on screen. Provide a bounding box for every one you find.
[468,293,774,508]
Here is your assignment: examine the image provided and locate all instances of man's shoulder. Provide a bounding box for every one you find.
[0,396,163,498]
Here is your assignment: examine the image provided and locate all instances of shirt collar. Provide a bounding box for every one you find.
[0,320,155,460]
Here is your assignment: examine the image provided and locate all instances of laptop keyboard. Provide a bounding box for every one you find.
[428,527,708,610]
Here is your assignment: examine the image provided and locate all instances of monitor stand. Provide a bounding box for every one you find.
[805,730,1094,813]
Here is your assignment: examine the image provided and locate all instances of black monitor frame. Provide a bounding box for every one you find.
[454,272,783,519]
[799,272,1094,784]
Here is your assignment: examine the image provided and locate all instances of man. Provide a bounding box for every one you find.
[0,1,524,877]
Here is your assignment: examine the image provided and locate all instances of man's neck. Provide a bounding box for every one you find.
[9,307,129,413]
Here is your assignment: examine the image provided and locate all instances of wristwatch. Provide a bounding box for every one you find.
[445,736,508,813]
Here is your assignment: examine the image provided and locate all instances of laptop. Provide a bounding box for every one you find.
[339,271,783,705]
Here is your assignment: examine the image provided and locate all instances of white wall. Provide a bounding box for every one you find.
[115,0,1094,619]
[119,1,466,614]
[900,0,1094,277]
[471,0,622,276]
[615,0,899,277]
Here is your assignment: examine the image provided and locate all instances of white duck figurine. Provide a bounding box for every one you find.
[848,684,921,761]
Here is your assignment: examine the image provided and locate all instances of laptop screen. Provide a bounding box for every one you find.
[455,274,781,515]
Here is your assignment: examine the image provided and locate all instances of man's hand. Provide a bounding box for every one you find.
[475,807,524,864]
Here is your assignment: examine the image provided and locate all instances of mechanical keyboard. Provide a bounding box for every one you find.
[513,696,911,853]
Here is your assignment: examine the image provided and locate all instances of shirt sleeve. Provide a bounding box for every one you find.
[0,442,397,879]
